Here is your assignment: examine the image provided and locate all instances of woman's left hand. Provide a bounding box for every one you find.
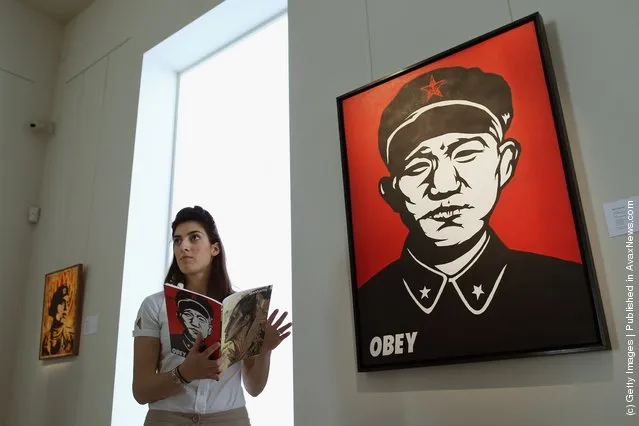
[261,309,292,353]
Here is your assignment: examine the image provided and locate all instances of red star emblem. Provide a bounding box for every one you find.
[420,75,446,102]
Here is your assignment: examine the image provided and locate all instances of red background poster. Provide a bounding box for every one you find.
[341,21,583,288]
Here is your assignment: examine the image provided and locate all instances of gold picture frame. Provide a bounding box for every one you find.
[39,264,84,360]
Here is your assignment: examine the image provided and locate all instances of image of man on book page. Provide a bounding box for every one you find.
[170,290,215,357]
[221,288,271,369]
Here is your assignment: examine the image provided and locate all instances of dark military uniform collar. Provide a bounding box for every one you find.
[399,230,509,315]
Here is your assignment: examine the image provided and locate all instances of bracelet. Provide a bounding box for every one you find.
[176,365,191,384]
[169,367,182,385]
[170,366,190,385]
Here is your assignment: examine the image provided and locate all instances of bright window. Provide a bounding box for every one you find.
[170,13,292,426]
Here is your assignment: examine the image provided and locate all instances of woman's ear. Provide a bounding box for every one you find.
[210,242,220,257]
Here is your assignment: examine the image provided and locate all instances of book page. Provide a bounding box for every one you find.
[220,285,272,370]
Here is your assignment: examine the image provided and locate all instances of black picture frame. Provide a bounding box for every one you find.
[336,12,610,372]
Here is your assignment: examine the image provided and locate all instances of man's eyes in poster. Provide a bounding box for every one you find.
[403,138,489,177]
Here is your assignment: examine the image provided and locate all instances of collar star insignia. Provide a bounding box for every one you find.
[401,232,511,316]
[419,286,431,299]
[420,75,446,102]
[451,265,507,315]
[472,285,484,300]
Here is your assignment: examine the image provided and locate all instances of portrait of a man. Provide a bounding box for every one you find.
[337,15,609,371]
[170,290,215,357]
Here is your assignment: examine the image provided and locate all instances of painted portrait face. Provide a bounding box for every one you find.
[55,301,68,322]
[180,307,213,339]
[389,131,518,246]
[49,285,70,323]
[375,66,521,249]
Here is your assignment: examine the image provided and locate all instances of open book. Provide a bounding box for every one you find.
[163,283,272,371]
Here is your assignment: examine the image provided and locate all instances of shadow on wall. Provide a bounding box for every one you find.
[43,358,82,424]
[356,349,612,393]
[40,266,90,424]
[541,20,615,345]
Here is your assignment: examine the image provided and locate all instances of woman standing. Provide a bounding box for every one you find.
[132,206,291,425]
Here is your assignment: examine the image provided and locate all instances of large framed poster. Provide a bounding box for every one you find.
[337,12,610,372]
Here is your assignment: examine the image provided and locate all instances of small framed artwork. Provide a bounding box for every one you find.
[39,263,84,360]
[336,12,610,372]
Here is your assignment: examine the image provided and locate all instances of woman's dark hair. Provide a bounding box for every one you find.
[48,284,69,318]
[164,206,233,300]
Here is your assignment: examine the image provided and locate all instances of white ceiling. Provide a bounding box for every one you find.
[18,0,96,24]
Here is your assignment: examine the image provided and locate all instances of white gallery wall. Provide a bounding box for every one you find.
[5,1,226,425]
[289,0,638,425]
[4,0,638,425]
[0,0,61,423]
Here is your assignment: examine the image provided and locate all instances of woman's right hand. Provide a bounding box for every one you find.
[178,335,226,382]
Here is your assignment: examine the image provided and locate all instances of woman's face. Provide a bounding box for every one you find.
[55,301,68,322]
[172,221,219,277]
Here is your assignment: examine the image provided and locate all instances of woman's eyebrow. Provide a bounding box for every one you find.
[173,230,202,238]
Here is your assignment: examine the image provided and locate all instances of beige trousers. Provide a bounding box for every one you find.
[144,406,251,426]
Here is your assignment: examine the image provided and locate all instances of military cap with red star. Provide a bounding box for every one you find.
[378,66,514,170]
[176,291,214,320]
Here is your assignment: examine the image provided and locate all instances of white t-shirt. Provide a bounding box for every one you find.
[132,291,246,414]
